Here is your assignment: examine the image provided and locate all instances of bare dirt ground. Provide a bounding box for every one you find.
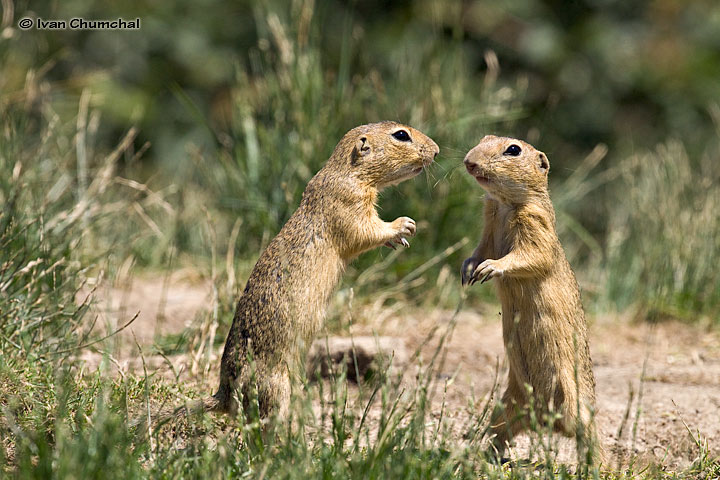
[83,275,720,470]
[377,309,720,470]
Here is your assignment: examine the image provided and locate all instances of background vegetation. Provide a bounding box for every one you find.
[1,0,719,477]
[3,0,720,315]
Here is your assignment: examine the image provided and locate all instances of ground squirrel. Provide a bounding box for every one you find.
[460,135,602,462]
[142,122,438,429]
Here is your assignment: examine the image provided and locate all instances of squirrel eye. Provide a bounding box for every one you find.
[392,130,411,142]
[503,144,522,156]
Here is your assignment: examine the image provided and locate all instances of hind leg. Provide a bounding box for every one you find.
[488,372,528,460]
[553,388,605,466]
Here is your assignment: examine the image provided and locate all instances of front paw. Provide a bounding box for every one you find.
[386,216,416,249]
[461,256,480,286]
[472,259,505,284]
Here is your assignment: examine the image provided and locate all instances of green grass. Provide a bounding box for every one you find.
[602,140,720,319]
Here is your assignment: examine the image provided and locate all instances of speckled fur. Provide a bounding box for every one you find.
[461,135,602,462]
[211,121,439,418]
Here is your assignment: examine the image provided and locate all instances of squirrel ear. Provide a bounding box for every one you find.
[538,152,549,174]
[352,137,371,165]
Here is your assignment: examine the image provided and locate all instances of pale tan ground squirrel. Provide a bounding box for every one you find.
[140,122,438,431]
[461,135,603,463]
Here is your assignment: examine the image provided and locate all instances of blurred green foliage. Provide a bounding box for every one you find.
[5,0,720,163]
[1,0,719,316]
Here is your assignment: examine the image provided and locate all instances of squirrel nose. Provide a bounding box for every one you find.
[424,144,439,161]
[464,156,478,175]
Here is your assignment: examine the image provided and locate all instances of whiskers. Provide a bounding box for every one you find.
[438,144,470,157]
[420,144,473,189]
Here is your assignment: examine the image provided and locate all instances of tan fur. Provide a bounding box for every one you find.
[461,135,602,463]
[141,122,438,431]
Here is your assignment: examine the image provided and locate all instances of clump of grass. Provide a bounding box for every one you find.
[10,370,143,479]
[0,98,156,471]
[0,100,148,354]
[603,139,720,319]
[0,114,91,357]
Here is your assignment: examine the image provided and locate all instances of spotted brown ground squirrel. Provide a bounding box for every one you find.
[138,121,438,431]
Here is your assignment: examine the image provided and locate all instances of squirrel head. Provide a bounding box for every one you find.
[330,121,439,190]
[463,135,549,204]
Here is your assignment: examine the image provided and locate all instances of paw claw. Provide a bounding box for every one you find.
[461,256,480,286]
[388,216,416,250]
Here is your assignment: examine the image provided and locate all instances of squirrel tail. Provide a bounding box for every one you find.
[131,395,222,441]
